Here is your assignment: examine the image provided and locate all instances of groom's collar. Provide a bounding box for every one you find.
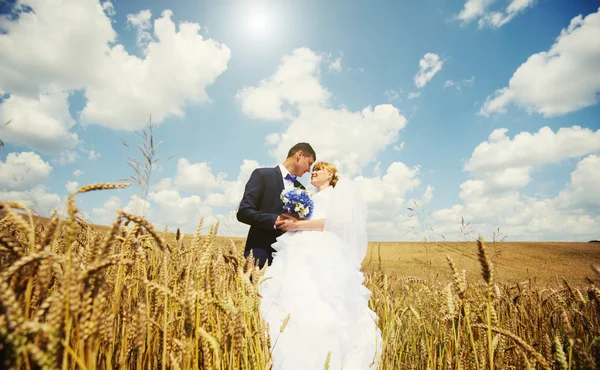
[278,164,304,188]
[278,163,291,178]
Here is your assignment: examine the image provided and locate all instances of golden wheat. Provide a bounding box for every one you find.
[0,193,599,369]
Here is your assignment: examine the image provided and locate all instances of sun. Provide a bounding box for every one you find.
[248,10,269,32]
[246,7,271,37]
[231,1,283,45]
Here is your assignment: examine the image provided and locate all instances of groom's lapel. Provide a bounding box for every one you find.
[274,166,284,193]
[294,179,305,190]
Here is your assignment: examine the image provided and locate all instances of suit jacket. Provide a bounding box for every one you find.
[236,166,305,267]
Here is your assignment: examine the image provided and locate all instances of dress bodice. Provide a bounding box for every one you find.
[308,186,333,220]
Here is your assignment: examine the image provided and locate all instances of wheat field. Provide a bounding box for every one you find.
[362,241,600,287]
[1,185,599,369]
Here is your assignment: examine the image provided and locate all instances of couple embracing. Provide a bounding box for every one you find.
[236,143,382,370]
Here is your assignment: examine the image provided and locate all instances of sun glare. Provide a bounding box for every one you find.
[246,7,271,37]
[249,11,269,32]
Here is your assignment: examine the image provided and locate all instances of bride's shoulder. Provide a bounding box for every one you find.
[312,186,333,200]
[314,186,334,194]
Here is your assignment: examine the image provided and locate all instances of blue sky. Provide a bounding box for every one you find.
[1,0,599,241]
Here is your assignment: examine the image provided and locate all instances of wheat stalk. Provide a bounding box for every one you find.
[1,192,599,369]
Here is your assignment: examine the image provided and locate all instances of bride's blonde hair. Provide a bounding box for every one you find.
[313,161,339,187]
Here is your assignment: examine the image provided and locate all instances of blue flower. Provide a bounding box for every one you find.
[280,188,314,219]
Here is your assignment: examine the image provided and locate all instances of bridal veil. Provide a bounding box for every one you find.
[323,177,369,268]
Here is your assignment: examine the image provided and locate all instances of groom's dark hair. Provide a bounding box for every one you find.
[287,142,316,160]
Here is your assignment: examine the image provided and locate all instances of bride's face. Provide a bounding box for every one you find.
[310,168,331,187]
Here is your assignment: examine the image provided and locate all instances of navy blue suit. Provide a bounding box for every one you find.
[236,166,305,268]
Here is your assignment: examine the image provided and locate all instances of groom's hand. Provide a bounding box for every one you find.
[276,214,299,230]
[275,214,287,228]
[278,218,299,232]
[276,213,300,230]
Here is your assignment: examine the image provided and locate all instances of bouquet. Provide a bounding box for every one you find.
[280,188,314,219]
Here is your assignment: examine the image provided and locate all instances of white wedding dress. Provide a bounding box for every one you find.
[258,180,382,370]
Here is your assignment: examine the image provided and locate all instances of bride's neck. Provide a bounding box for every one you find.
[317,183,331,192]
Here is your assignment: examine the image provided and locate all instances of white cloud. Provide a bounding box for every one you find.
[0,151,60,216]
[329,56,342,72]
[90,196,125,225]
[86,148,101,161]
[77,145,101,161]
[0,1,232,139]
[102,1,115,17]
[237,47,407,176]
[148,188,211,227]
[407,92,420,99]
[174,158,226,192]
[170,158,261,208]
[431,126,600,241]
[455,0,536,28]
[414,53,443,88]
[556,154,600,211]
[204,159,262,207]
[65,181,79,194]
[486,166,531,190]
[456,0,493,23]
[479,0,536,28]
[444,76,475,91]
[274,105,407,176]
[125,193,153,216]
[95,158,262,233]
[0,0,116,97]
[90,196,121,225]
[191,159,420,240]
[154,178,174,191]
[351,162,430,241]
[479,8,600,117]
[354,162,422,221]
[87,159,262,235]
[55,150,79,165]
[73,169,84,177]
[160,158,428,239]
[79,9,232,130]
[423,185,434,204]
[444,81,456,89]
[0,89,79,154]
[86,143,600,242]
[465,126,600,175]
[460,125,600,197]
[265,133,281,145]
[371,162,382,178]
[0,185,62,216]
[235,47,330,121]
[432,176,600,242]
[0,151,52,191]
[385,89,400,101]
[91,194,151,226]
[127,9,153,47]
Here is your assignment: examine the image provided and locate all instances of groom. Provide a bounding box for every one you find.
[236,142,316,269]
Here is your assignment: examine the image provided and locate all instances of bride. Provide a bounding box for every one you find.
[258,161,382,370]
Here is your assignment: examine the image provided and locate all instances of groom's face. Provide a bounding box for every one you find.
[294,152,314,176]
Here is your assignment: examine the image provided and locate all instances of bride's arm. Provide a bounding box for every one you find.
[278,217,325,232]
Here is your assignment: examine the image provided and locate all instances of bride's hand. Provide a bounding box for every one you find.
[276,213,297,228]
[278,218,299,232]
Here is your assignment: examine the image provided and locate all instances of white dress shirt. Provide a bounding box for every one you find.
[279,164,296,192]
[276,164,297,229]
